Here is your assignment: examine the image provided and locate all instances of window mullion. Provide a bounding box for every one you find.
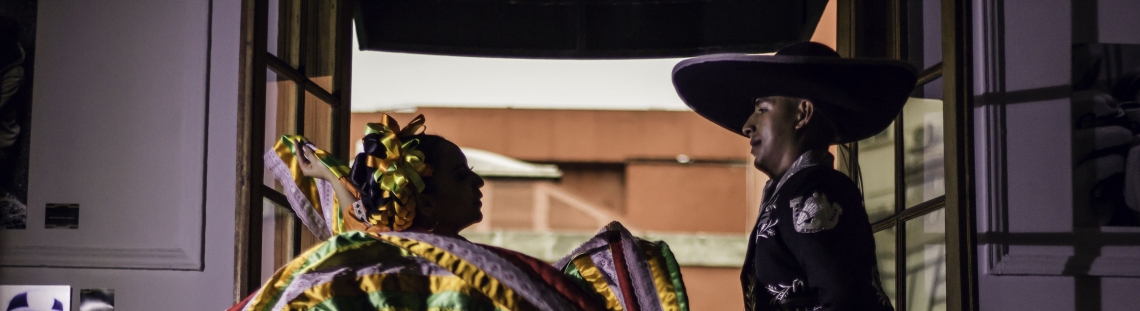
[267,54,341,108]
[266,54,303,82]
[917,62,944,85]
[262,186,292,213]
[873,194,950,234]
[290,0,310,258]
[898,196,947,222]
[304,82,340,108]
[872,216,898,233]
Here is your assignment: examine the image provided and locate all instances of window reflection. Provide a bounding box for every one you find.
[860,122,897,222]
[903,96,945,207]
[905,209,947,311]
[261,198,294,283]
[305,0,339,92]
[264,69,296,190]
[267,0,300,67]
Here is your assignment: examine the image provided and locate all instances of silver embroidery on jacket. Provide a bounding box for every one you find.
[792,191,843,233]
[765,279,807,305]
[744,274,759,311]
[756,217,778,240]
[755,204,778,240]
[754,150,836,240]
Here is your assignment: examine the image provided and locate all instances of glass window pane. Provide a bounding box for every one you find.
[905,208,947,311]
[303,91,335,153]
[264,69,298,190]
[261,198,296,282]
[904,78,945,207]
[905,0,942,70]
[859,122,896,222]
[305,0,340,92]
[268,0,301,67]
[873,227,898,308]
[299,225,321,252]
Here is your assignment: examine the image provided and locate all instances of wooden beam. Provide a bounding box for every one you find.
[943,0,979,309]
[234,0,268,301]
[333,0,354,161]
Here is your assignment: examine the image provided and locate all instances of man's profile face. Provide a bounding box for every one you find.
[742,96,799,177]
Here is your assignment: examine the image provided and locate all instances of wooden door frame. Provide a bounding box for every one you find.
[233,0,354,301]
[837,0,978,310]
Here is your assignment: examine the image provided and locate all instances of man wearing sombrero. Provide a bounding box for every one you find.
[672,42,916,310]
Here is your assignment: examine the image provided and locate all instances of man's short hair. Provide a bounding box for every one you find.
[776,96,839,148]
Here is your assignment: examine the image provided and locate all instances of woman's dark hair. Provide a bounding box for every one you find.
[348,133,456,225]
[408,134,452,194]
[406,134,462,228]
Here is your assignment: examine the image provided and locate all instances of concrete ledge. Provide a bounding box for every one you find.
[462,230,748,267]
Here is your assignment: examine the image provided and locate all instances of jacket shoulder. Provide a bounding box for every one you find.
[781,167,868,233]
[783,166,861,200]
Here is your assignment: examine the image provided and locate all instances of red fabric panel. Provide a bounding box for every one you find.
[481,244,606,311]
[607,232,641,311]
[226,292,255,311]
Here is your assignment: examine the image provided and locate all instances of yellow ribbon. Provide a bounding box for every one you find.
[361,114,432,231]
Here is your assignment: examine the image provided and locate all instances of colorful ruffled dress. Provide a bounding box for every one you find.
[231,115,688,311]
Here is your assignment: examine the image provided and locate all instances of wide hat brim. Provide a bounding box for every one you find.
[671,44,918,143]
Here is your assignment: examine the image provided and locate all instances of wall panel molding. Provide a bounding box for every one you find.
[0,246,198,270]
[0,1,212,271]
[973,0,1140,277]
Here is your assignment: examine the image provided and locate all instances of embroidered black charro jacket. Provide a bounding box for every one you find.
[742,150,893,311]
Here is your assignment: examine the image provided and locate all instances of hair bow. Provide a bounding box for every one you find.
[349,114,431,231]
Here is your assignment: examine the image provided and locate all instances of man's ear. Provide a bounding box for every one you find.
[795,99,815,130]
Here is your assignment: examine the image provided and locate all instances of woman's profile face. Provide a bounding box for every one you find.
[421,140,484,233]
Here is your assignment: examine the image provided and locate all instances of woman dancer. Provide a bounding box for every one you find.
[232,114,605,311]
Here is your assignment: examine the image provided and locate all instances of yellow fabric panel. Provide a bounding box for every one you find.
[371,234,523,311]
[284,274,488,310]
[572,256,623,311]
[274,139,327,226]
[643,244,679,311]
[245,238,350,311]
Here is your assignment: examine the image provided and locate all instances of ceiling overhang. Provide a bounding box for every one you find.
[354,0,829,59]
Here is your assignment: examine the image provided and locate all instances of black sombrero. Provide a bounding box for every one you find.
[671,41,918,143]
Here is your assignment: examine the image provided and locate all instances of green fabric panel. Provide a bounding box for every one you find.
[307,290,500,311]
[258,232,383,310]
[560,258,595,297]
[656,241,690,311]
[307,238,410,272]
[296,232,390,273]
[279,135,351,178]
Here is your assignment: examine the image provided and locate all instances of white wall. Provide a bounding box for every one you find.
[0,0,239,309]
[973,0,1140,310]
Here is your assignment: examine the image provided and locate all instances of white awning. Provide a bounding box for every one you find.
[461,147,561,179]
